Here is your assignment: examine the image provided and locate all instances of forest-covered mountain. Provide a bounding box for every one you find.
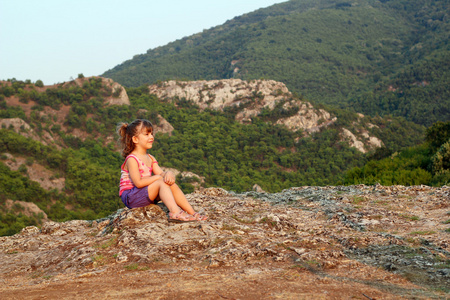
[103,0,449,127]
[0,76,428,235]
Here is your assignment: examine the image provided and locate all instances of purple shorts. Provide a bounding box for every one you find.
[121,186,154,209]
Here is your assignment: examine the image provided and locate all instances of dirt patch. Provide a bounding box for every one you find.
[0,259,435,300]
[1,153,65,191]
[5,199,47,220]
[4,96,37,118]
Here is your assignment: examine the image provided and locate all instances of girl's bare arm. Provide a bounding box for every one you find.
[153,163,175,185]
[127,158,162,188]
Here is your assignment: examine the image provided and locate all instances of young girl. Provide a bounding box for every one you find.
[117,119,207,223]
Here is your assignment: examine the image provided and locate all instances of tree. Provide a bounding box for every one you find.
[426,121,450,151]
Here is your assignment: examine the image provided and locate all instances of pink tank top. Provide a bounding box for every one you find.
[119,154,158,196]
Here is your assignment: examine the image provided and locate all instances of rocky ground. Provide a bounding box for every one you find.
[1,185,449,299]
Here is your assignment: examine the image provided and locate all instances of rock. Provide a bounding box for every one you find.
[291,247,307,255]
[41,221,61,234]
[62,77,130,106]
[341,126,384,153]
[3,200,49,221]
[135,111,174,136]
[20,226,40,235]
[115,251,128,263]
[252,184,265,193]
[0,118,50,145]
[2,157,65,192]
[102,78,130,106]
[197,187,229,197]
[155,115,174,135]
[1,184,449,295]
[148,79,336,133]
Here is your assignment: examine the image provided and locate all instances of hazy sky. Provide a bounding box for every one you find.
[0,0,286,85]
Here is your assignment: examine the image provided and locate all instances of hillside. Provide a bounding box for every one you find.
[102,0,449,127]
[1,186,449,297]
[0,77,425,235]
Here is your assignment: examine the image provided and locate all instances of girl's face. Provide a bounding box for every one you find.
[133,126,154,150]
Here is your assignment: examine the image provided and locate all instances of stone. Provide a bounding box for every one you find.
[1,184,449,296]
[41,221,61,234]
[20,226,40,235]
[252,184,265,193]
[148,79,336,133]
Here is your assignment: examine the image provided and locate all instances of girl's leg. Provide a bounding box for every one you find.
[147,179,196,221]
[170,184,207,220]
[169,183,195,215]
[147,179,179,213]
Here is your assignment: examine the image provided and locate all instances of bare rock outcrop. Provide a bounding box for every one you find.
[275,102,337,133]
[342,128,368,153]
[102,78,130,106]
[1,185,448,298]
[62,77,130,106]
[149,79,289,111]
[154,115,174,135]
[340,114,384,153]
[0,118,53,145]
[1,153,66,191]
[149,79,336,133]
[136,109,174,135]
[5,200,48,220]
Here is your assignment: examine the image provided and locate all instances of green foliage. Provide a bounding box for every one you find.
[35,80,44,88]
[0,102,26,119]
[344,144,433,186]
[0,212,40,236]
[0,161,51,205]
[429,139,450,186]
[426,121,450,152]
[344,121,450,186]
[349,49,450,126]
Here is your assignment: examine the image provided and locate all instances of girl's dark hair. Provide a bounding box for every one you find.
[117,119,153,158]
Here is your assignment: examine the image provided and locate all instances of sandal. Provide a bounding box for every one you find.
[192,212,208,221]
[168,210,196,223]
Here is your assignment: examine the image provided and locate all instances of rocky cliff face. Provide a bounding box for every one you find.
[342,128,383,154]
[339,114,385,153]
[149,79,335,133]
[0,118,54,146]
[1,185,449,298]
[63,77,130,106]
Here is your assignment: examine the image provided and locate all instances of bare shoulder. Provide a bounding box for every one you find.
[125,155,140,170]
[148,154,158,163]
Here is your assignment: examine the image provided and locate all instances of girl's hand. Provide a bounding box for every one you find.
[163,171,176,186]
